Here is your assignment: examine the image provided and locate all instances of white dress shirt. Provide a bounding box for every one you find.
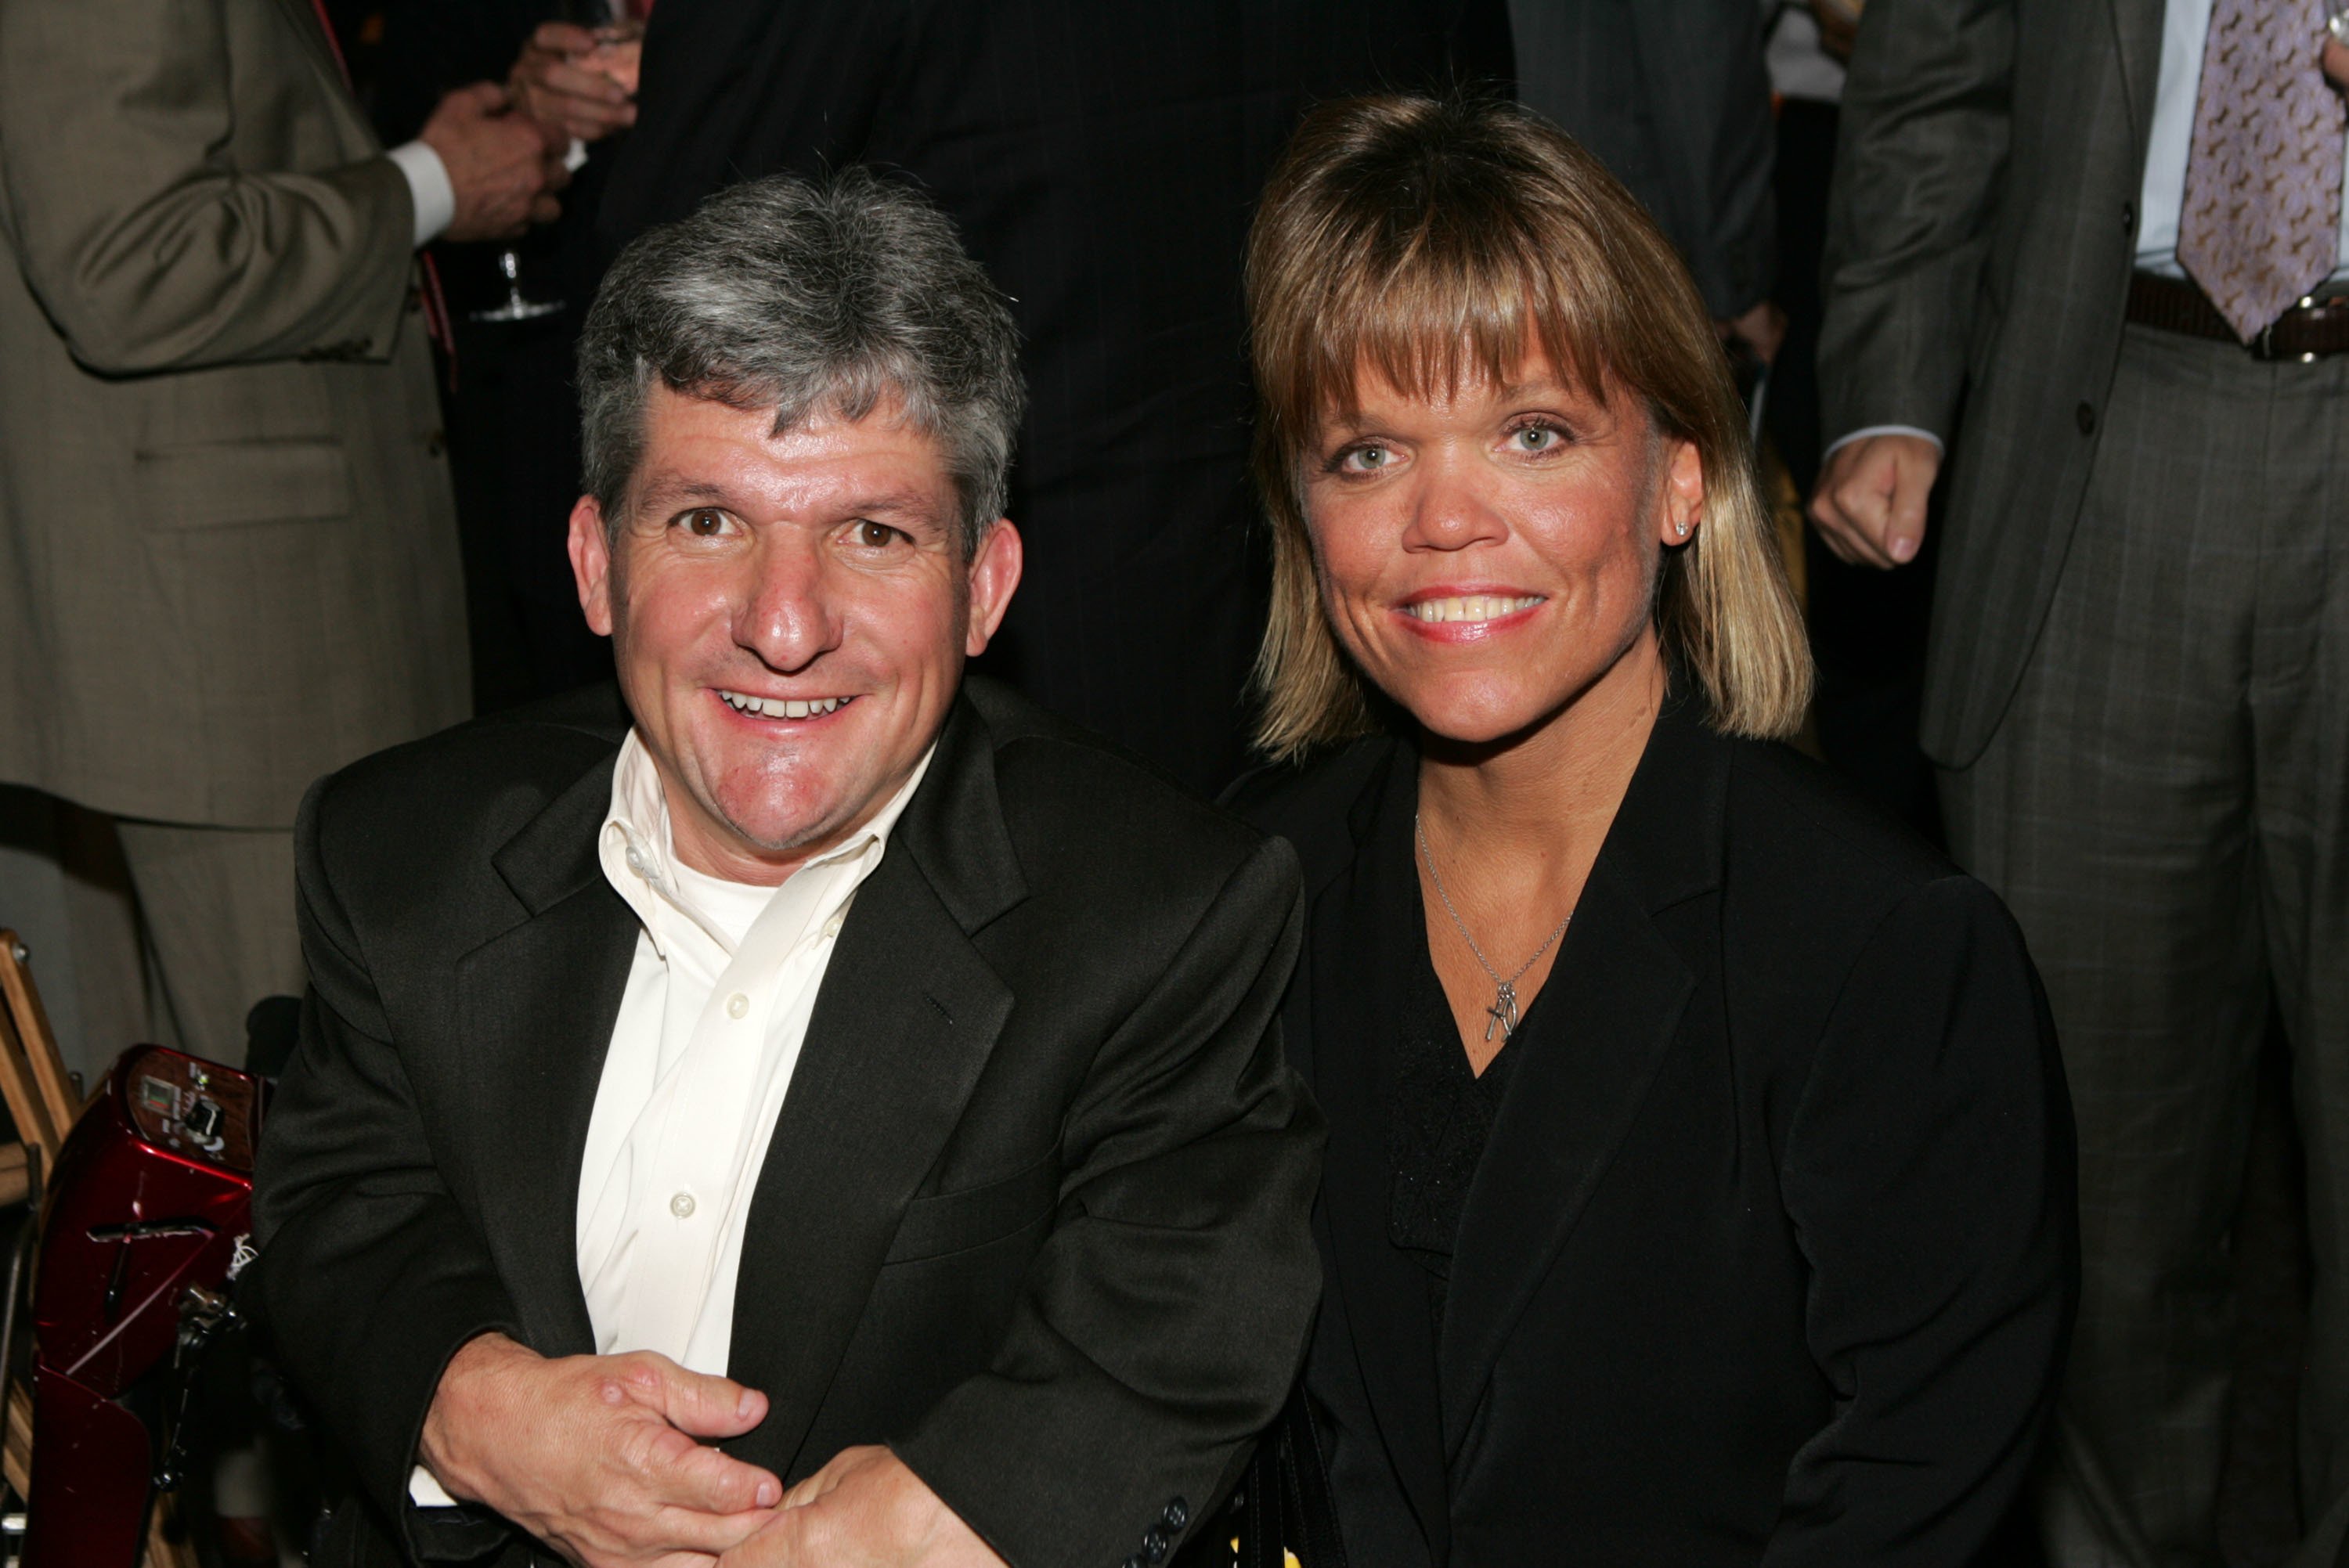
[410,730,931,1508]
[1830,0,2349,458]
[385,141,456,249]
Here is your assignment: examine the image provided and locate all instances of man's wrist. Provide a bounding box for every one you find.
[388,140,456,249]
[1823,424,1946,463]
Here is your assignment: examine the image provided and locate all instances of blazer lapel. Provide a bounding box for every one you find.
[1308,750,1452,1556]
[1434,708,1719,1458]
[722,695,1023,1478]
[457,751,637,1357]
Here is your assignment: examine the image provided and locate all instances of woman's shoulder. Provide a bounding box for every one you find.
[1702,727,2015,957]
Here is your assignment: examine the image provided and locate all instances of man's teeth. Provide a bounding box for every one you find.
[719,691,850,719]
[1404,594,1543,625]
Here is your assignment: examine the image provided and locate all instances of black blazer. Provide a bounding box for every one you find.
[1232,707,2077,1566]
[592,0,1510,796]
[250,677,1325,1568]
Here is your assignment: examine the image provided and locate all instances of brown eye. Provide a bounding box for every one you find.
[852,520,901,548]
[679,507,730,537]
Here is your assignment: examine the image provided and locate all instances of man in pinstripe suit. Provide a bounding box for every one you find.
[1813,2,2349,1564]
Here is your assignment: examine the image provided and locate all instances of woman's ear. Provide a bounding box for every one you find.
[1657,437,1705,545]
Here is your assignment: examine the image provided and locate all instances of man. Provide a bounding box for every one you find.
[1509,0,1780,348]
[0,0,567,1065]
[594,0,1511,798]
[250,173,1322,1568]
[1812,3,2349,1563]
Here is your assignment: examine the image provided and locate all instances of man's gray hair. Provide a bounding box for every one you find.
[578,170,1024,550]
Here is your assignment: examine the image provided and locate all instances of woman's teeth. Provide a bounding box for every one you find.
[1404,594,1543,625]
[719,691,850,719]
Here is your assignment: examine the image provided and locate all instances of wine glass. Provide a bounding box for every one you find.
[470,7,644,323]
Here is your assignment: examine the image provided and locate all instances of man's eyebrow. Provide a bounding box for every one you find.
[631,478,735,510]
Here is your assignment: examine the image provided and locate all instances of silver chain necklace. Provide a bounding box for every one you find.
[1415,812,1574,1043]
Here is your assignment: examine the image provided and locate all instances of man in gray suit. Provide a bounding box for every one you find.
[0,0,566,1063]
[1813,2,2349,1563]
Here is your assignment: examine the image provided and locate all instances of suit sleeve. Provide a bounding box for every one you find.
[0,0,413,374]
[247,779,528,1564]
[1629,0,1777,320]
[891,836,1326,1568]
[1814,0,2017,442]
[1765,876,2077,1566]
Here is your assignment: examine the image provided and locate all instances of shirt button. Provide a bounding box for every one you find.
[669,1191,696,1219]
[823,911,846,939]
[726,992,749,1019]
[625,846,648,875]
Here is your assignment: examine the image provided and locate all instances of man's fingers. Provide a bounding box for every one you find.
[626,1356,771,1440]
[452,79,511,116]
[529,20,602,56]
[649,1432,783,1514]
[1885,464,1932,564]
[637,1502,782,1558]
[535,58,633,103]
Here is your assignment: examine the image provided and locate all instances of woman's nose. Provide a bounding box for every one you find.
[1405,453,1509,551]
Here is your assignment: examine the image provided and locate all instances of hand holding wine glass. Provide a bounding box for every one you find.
[510,14,643,146]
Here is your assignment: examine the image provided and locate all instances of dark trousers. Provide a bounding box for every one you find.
[1943,324,2349,1568]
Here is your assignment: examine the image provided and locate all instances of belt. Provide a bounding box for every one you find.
[2126,270,2349,361]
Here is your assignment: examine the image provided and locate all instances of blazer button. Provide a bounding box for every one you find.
[425,429,446,458]
[1162,1497,1189,1529]
[1121,1557,1143,1568]
[2075,401,2096,435]
[2120,200,2135,232]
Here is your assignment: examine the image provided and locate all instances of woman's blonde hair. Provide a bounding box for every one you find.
[1246,94,1811,762]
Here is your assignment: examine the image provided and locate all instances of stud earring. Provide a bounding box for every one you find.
[1674,518,1690,537]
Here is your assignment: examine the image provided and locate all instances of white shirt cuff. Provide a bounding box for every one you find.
[408,1463,460,1509]
[388,140,456,249]
[1822,424,1947,463]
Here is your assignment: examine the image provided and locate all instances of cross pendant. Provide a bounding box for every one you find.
[1484,980,1519,1043]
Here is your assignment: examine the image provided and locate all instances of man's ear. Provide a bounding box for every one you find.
[568,496,616,637]
[964,519,1023,658]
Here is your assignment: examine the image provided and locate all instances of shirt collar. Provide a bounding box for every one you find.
[598,729,935,957]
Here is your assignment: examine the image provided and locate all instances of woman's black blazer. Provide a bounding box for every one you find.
[1231,706,2078,1568]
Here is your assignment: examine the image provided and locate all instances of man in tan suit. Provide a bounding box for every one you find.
[0,0,567,1063]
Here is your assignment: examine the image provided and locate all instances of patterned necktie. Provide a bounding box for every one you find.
[2177,0,2347,342]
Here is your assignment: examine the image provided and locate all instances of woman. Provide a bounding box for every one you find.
[1231,96,2075,1566]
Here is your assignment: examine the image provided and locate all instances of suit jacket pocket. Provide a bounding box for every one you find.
[133,438,352,528]
[882,1148,1060,1265]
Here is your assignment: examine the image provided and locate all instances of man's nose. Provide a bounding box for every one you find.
[1404,452,1509,552]
[734,532,843,672]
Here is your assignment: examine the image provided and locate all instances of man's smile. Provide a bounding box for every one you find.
[716,689,858,721]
